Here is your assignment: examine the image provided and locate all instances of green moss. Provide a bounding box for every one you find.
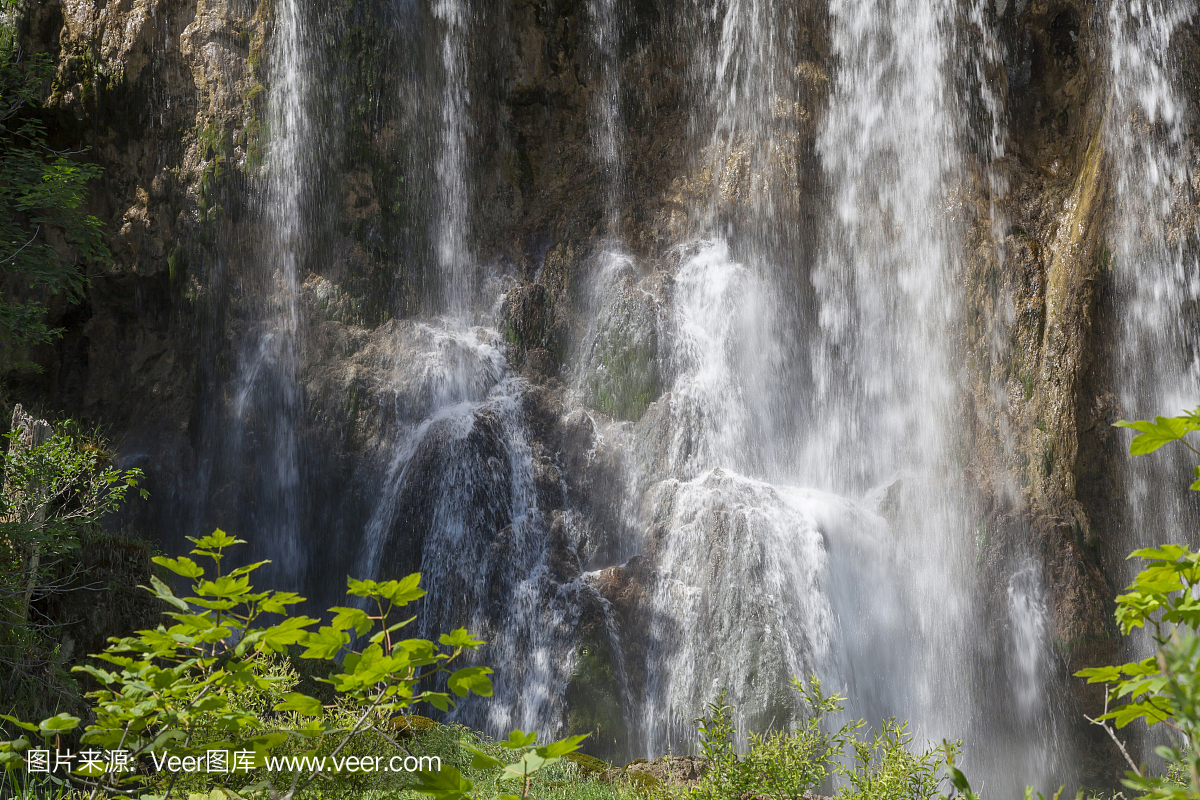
[503,283,567,370]
[506,320,522,349]
[565,637,628,761]
[49,46,120,115]
[589,339,659,421]
[247,6,271,79]
[167,245,188,283]
[387,714,438,736]
[1041,440,1057,477]
[625,771,663,792]
[194,121,243,242]
[564,752,611,776]
[1100,246,1114,271]
[1021,372,1036,400]
[243,84,265,111]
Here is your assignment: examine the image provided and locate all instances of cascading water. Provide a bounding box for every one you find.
[810,0,978,759]
[434,0,473,312]
[245,0,308,587]
[175,0,1152,787]
[588,0,624,228]
[1108,0,1200,553]
[190,0,312,588]
[564,0,1077,789]
[348,0,618,741]
[1106,0,1200,768]
[351,321,583,734]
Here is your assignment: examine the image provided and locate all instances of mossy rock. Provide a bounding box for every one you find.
[388,714,438,737]
[625,770,663,792]
[582,282,662,422]
[564,752,610,776]
[566,635,628,761]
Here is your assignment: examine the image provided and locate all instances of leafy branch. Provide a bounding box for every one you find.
[1074,406,1200,797]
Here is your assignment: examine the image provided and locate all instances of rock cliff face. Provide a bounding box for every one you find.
[7,0,1199,781]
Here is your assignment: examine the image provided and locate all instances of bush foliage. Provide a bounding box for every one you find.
[0,28,109,367]
[1075,407,1200,799]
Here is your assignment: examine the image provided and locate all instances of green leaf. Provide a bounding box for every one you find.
[144,575,189,612]
[256,615,318,653]
[0,715,38,733]
[346,574,423,604]
[423,692,452,712]
[397,638,438,662]
[228,560,272,578]
[447,666,493,698]
[498,750,553,780]
[346,577,379,597]
[1101,698,1174,728]
[38,713,80,735]
[330,606,373,637]
[439,628,486,649]
[501,730,538,750]
[196,574,252,598]
[414,765,474,800]
[463,744,506,770]
[380,573,426,605]
[1074,666,1121,683]
[152,555,204,579]
[189,529,245,551]
[1128,544,1191,562]
[536,734,589,758]
[274,693,323,716]
[259,590,306,614]
[948,764,972,794]
[369,616,418,644]
[299,626,350,659]
[1116,416,1200,455]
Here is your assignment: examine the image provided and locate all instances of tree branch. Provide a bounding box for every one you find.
[1086,692,1142,778]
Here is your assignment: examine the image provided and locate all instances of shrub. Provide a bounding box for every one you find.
[685,677,955,800]
[0,529,538,798]
[0,37,110,369]
[0,411,146,721]
[1074,407,1200,798]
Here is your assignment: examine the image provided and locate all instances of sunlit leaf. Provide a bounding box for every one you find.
[1116,415,1200,455]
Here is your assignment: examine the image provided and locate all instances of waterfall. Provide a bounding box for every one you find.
[434,0,473,313]
[811,0,974,753]
[562,0,1077,788]
[248,0,308,587]
[811,0,960,489]
[348,0,615,742]
[1107,0,1200,769]
[189,0,313,588]
[166,0,1178,785]
[1108,0,1200,554]
[588,0,623,228]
